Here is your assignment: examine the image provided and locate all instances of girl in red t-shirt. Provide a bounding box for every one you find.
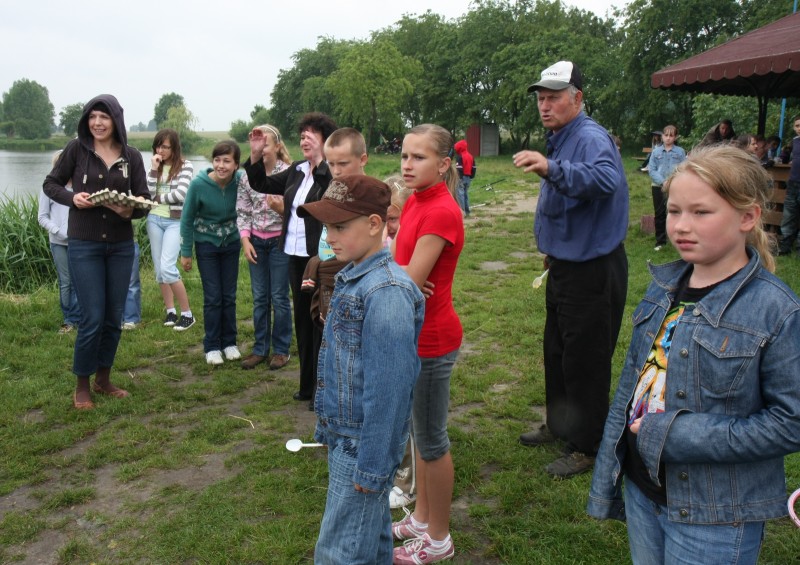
[391,124,464,564]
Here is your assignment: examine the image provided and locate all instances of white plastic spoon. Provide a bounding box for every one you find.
[531,269,549,289]
[285,438,324,452]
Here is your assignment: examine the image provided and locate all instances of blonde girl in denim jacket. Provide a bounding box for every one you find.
[588,145,800,564]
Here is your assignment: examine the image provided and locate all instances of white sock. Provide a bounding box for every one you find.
[181,310,192,318]
[428,534,451,548]
[411,515,428,530]
[166,308,176,314]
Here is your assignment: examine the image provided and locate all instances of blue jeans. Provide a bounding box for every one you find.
[456,176,472,216]
[68,239,134,376]
[413,350,459,461]
[248,235,292,357]
[51,243,80,326]
[624,478,764,565]
[195,240,240,353]
[315,434,393,565]
[146,214,182,284]
[123,241,141,324]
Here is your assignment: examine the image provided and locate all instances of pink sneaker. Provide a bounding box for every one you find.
[393,532,454,564]
[392,507,426,541]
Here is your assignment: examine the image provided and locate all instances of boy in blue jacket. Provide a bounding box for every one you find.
[299,174,425,564]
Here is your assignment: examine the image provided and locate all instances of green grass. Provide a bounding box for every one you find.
[1,154,799,563]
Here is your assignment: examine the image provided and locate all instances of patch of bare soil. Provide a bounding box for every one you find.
[469,189,538,218]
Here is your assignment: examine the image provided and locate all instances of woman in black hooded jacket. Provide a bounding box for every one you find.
[44,94,150,410]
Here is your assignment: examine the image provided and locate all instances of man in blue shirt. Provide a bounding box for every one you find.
[513,61,629,478]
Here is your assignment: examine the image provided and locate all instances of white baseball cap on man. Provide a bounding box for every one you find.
[528,61,583,92]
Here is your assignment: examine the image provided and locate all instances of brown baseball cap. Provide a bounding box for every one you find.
[298,174,391,224]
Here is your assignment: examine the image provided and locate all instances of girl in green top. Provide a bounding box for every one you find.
[180,141,246,365]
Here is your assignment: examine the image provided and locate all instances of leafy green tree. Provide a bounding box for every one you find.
[619,0,741,143]
[229,119,251,142]
[163,104,200,152]
[374,12,460,129]
[740,0,794,31]
[269,38,353,136]
[1,78,55,139]
[327,39,422,146]
[153,92,185,128]
[59,103,84,137]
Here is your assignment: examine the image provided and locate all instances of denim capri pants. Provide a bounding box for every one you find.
[412,349,459,461]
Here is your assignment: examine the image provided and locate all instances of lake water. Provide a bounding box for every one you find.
[0,150,212,202]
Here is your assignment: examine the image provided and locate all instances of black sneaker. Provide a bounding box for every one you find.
[173,315,195,331]
[163,312,178,327]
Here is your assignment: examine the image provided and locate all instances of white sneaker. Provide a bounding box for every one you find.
[654,245,662,251]
[206,350,223,365]
[390,486,416,509]
[121,322,138,330]
[393,532,454,564]
[223,345,241,361]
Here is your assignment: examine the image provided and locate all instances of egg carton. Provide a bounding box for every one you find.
[87,189,157,210]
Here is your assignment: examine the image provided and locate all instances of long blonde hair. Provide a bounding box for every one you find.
[384,174,413,211]
[255,124,292,164]
[663,145,775,272]
[406,124,459,197]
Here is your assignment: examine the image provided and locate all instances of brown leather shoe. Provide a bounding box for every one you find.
[269,354,290,370]
[241,354,267,370]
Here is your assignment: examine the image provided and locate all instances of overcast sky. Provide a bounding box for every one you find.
[1,0,625,132]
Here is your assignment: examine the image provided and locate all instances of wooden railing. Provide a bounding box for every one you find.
[764,164,791,233]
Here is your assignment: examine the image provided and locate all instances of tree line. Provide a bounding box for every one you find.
[2,0,797,151]
[244,0,797,149]
[0,84,198,147]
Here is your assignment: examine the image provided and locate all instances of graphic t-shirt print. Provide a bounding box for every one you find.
[628,303,689,425]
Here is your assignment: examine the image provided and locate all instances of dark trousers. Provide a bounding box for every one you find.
[289,255,319,397]
[651,185,667,246]
[543,244,628,455]
[780,180,800,254]
[195,240,240,353]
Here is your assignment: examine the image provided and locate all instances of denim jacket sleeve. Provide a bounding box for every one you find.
[637,305,800,472]
[354,285,421,492]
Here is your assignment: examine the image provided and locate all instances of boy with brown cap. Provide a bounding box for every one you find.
[299,174,425,564]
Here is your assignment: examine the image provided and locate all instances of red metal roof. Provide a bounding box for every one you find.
[650,12,800,99]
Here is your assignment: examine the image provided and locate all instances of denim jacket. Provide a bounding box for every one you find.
[314,249,425,492]
[647,144,686,187]
[588,249,800,524]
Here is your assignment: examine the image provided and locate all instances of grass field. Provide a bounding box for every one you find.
[1,153,799,563]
